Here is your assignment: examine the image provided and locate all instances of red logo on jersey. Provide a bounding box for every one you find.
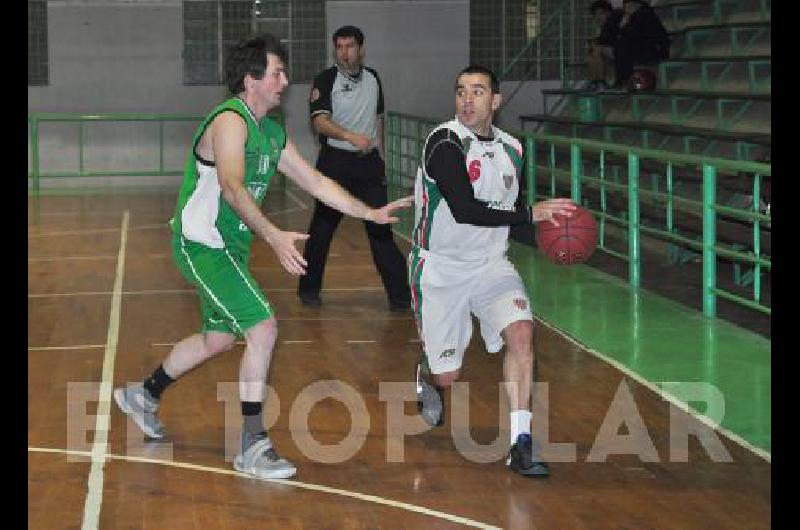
[513,298,528,310]
[468,160,482,182]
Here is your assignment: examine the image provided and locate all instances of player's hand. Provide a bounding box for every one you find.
[348,132,374,151]
[366,195,414,224]
[531,198,578,227]
[267,230,309,276]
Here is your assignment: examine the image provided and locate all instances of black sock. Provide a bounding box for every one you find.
[241,401,265,452]
[143,364,174,401]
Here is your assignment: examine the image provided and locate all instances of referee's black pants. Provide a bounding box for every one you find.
[298,146,410,306]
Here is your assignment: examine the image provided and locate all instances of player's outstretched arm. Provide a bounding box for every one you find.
[213,113,309,276]
[278,139,412,224]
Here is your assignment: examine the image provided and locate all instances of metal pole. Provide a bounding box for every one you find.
[702,163,717,317]
[78,121,84,175]
[628,153,641,287]
[549,143,556,197]
[752,173,761,302]
[158,121,164,174]
[666,162,674,234]
[392,114,400,190]
[526,136,536,204]
[570,143,581,204]
[599,150,606,246]
[558,12,565,88]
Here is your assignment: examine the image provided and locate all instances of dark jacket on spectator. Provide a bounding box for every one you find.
[617,4,670,59]
[595,9,624,46]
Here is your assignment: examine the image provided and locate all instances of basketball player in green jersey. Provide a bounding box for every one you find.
[114,34,412,480]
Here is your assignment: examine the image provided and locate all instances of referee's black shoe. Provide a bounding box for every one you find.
[298,293,322,307]
[507,433,550,478]
[389,299,411,313]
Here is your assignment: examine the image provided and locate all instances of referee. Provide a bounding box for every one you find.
[298,25,410,311]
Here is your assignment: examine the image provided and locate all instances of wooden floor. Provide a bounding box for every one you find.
[28,188,771,529]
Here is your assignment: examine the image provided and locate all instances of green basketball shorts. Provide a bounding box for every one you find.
[173,235,274,337]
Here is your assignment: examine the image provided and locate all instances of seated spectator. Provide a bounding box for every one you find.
[614,0,671,87]
[587,0,623,91]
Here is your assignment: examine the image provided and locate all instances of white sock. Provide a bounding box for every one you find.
[510,409,532,446]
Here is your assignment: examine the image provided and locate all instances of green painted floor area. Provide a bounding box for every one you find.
[391,191,769,457]
[507,242,771,456]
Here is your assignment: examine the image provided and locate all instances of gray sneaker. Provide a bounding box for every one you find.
[234,435,297,479]
[113,384,167,439]
[416,361,444,427]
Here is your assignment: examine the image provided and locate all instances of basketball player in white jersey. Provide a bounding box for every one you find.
[409,65,576,477]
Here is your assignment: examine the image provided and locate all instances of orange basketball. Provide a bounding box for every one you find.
[535,205,598,265]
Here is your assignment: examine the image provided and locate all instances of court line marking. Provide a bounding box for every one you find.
[29,228,122,238]
[29,256,118,262]
[128,223,169,231]
[533,315,771,463]
[29,287,384,298]
[29,224,170,238]
[29,338,409,350]
[28,339,401,349]
[28,290,191,298]
[151,340,245,347]
[29,211,125,218]
[80,210,129,530]
[28,446,499,530]
[28,345,106,351]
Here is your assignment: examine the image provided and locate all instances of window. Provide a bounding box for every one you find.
[183,0,325,85]
[183,1,220,85]
[470,0,530,80]
[526,0,540,41]
[28,1,48,86]
[471,0,593,81]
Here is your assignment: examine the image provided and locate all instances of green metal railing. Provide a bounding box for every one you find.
[28,114,203,192]
[28,111,286,192]
[387,111,771,318]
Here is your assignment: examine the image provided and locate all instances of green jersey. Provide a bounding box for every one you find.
[172,97,286,257]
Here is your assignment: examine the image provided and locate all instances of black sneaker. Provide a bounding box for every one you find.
[299,293,322,307]
[389,299,411,313]
[507,433,550,478]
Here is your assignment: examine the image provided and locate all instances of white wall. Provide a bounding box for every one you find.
[497,79,564,134]
[27,1,471,180]
[326,0,469,121]
[28,2,225,114]
[27,0,558,184]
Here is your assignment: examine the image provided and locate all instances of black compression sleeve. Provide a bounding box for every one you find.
[424,130,530,227]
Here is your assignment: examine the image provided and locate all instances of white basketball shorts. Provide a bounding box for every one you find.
[408,248,534,374]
